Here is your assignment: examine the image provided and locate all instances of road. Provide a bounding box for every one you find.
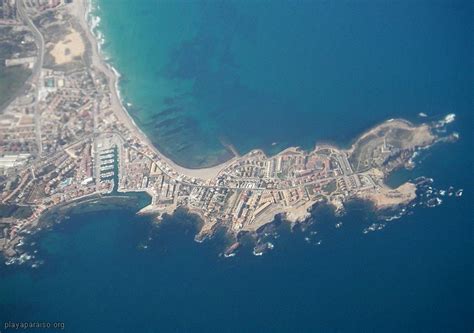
[16,0,44,155]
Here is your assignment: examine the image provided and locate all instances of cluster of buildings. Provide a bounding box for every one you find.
[0,0,429,259]
[22,0,62,12]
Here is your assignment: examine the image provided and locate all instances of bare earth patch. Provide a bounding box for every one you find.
[359,182,417,210]
[50,29,85,65]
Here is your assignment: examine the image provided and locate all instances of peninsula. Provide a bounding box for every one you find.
[0,0,455,260]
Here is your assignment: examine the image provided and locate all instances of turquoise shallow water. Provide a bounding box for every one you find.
[95,0,471,167]
[0,0,472,331]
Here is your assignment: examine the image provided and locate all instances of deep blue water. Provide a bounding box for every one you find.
[0,0,472,332]
[0,154,472,332]
[95,0,471,168]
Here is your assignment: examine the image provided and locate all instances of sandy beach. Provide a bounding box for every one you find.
[72,0,238,181]
[71,0,434,211]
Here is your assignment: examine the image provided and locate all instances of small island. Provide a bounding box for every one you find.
[0,0,456,260]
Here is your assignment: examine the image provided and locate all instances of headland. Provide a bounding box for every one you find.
[0,0,458,260]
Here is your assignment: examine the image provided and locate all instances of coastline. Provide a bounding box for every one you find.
[37,191,151,225]
[65,0,440,230]
[74,0,444,182]
[72,0,382,178]
[75,0,238,180]
[0,0,462,264]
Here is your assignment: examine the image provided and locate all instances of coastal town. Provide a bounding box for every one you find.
[0,0,455,260]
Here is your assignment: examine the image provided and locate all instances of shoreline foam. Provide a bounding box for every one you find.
[78,0,451,179]
[75,0,238,180]
[78,0,361,173]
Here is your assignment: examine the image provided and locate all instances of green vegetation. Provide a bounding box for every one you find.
[348,133,377,173]
[322,180,337,194]
[0,65,30,107]
[315,148,331,156]
[0,204,33,219]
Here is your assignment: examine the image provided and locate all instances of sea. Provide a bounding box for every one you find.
[0,0,472,332]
